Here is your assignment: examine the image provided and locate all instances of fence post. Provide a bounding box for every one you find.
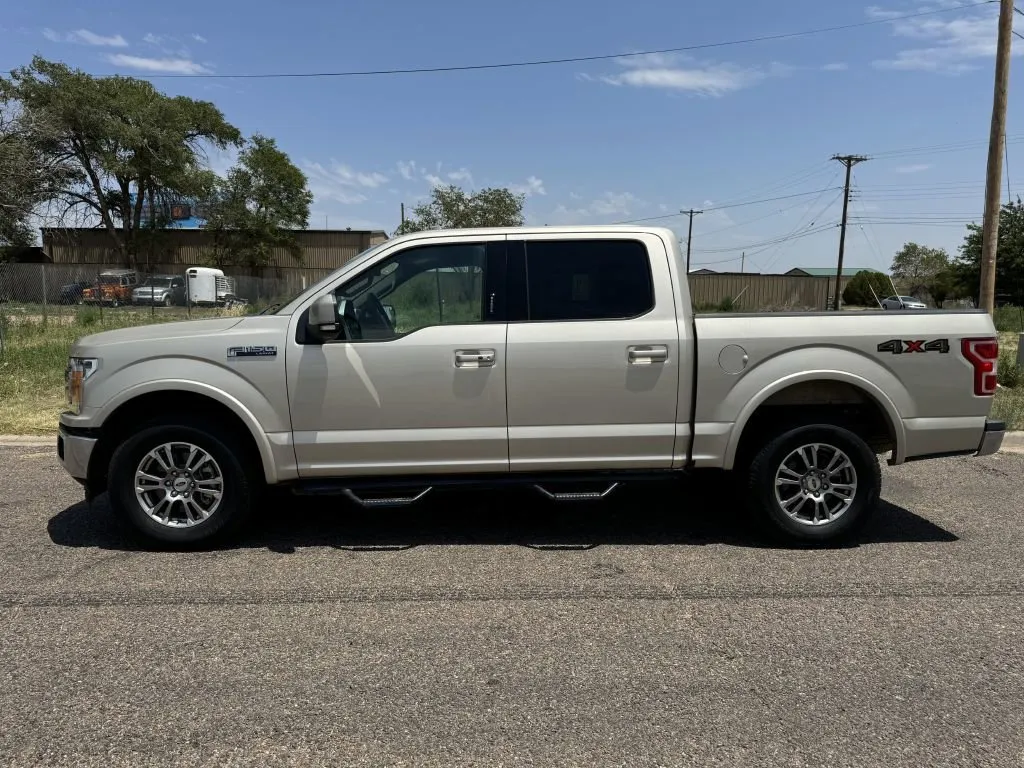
[41,264,48,326]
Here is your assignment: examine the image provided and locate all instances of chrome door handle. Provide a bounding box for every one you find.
[627,345,668,364]
[455,349,496,367]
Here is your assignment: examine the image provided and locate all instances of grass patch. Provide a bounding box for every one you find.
[0,313,190,435]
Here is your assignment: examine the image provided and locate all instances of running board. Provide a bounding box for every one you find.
[533,482,619,502]
[340,487,432,508]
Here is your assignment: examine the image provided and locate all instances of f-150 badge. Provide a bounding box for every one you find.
[227,346,277,358]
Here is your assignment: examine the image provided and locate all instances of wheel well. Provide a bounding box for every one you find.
[88,391,263,490]
[734,380,896,470]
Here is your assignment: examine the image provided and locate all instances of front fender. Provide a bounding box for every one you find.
[94,378,283,484]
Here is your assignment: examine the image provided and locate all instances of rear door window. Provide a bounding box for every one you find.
[522,239,654,322]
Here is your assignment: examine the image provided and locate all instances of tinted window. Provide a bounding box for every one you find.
[524,239,653,321]
[334,243,486,340]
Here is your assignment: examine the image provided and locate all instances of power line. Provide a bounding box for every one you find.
[613,186,842,224]
[693,222,838,254]
[759,185,845,273]
[9,1,993,80]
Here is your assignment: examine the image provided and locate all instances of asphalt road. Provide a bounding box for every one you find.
[1,446,1023,767]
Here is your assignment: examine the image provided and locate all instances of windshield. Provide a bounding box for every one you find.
[273,241,390,314]
[900,296,918,302]
[142,278,172,287]
[98,275,122,284]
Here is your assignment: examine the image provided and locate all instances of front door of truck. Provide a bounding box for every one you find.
[287,235,509,477]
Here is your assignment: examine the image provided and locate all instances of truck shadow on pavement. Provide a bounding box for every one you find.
[48,474,958,553]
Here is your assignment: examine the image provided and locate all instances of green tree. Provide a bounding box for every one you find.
[396,184,525,235]
[890,242,949,297]
[954,199,1024,305]
[202,134,313,271]
[0,56,240,267]
[843,270,892,307]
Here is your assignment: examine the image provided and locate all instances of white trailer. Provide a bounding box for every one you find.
[185,267,243,307]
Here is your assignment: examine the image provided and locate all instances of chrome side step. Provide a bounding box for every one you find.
[341,487,432,508]
[533,482,619,502]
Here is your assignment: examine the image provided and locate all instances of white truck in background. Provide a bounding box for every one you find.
[57,226,1004,546]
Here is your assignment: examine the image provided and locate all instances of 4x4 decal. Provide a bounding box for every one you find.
[877,339,950,355]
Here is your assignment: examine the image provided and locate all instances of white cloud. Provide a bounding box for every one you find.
[510,176,546,197]
[326,163,388,188]
[192,33,208,43]
[143,33,162,45]
[895,163,932,174]
[447,168,473,184]
[44,28,128,47]
[107,54,211,74]
[397,161,418,180]
[551,191,642,223]
[822,62,849,71]
[871,4,1012,74]
[304,163,370,205]
[425,173,445,188]
[591,53,786,96]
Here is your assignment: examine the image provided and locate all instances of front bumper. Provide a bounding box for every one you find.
[977,419,1005,457]
[57,426,97,481]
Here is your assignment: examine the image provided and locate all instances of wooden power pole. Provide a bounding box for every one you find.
[682,208,703,273]
[980,0,1015,314]
[832,154,868,311]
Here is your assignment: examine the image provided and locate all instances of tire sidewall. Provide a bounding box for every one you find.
[751,424,880,543]
[109,422,252,546]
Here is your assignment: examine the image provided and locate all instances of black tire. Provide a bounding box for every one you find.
[163,294,172,307]
[746,424,880,545]
[108,419,256,547]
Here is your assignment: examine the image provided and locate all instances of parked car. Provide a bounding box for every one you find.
[132,275,186,306]
[58,281,91,305]
[57,226,1003,547]
[881,295,927,310]
[80,270,138,307]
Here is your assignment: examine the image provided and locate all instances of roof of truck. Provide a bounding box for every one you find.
[391,225,677,242]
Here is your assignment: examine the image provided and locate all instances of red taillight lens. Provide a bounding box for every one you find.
[962,337,999,396]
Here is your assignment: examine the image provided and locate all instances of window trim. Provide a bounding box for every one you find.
[509,237,657,324]
[295,240,507,345]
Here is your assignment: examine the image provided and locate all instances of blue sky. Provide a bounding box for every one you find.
[2,0,1020,273]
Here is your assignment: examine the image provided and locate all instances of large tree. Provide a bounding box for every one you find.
[0,103,71,246]
[202,134,313,270]
[396,184,525,235]
[0,56,240,267]
[954,199,1024,305]
[890,242,949,297]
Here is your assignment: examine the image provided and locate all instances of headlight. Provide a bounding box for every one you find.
[65,358,99,414]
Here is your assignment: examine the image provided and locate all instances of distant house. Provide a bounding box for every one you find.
[690,268,719,275]
[785,266,881,277]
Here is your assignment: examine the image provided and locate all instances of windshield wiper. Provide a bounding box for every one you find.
[259,302,282,315]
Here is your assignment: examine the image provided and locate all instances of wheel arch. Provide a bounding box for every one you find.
[726,371,906,471]
[88,383,278,490]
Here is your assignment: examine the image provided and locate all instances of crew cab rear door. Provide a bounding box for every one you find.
[504,232,685,471]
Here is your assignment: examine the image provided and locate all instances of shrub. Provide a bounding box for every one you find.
[843,270,893,307]
[998,351,1021,388]
[76,306,101,327]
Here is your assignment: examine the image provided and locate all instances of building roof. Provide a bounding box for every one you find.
[786,266,881,277]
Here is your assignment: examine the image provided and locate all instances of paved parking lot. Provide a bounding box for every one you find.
[1,445,1023,767]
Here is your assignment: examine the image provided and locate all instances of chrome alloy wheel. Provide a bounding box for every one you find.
[134,442,224,528]
[773,443,858,527]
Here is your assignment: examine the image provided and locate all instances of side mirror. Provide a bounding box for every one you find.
[308,293,340,342]
[382,303,396,325]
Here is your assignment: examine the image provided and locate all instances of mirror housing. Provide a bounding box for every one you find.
[382,303,396,325]
[308,293,340,342]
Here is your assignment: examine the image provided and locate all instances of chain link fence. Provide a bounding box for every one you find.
[0,262,305,327]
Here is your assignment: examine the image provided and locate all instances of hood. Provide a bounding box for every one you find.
[73,318,244,352]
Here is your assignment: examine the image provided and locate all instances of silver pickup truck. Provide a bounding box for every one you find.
[57,226,1004,546]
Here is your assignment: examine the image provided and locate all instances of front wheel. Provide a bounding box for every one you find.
[108,420,256,546]
[746,424,880,544]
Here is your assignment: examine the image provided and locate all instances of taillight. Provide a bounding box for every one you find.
[962,337,999,396]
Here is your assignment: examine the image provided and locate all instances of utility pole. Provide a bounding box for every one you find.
[682,208,703,273]
[741,251,745,274]
[832,154,868,311]
[400,202,406,229]
[980,0,1014,314]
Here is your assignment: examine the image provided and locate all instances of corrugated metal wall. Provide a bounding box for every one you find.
[42,228,388,270]
[689,273,850,311]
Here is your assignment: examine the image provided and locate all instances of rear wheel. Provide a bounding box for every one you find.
[163,294,172,307]
[746,424,880,544]
[108,419,256,546]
